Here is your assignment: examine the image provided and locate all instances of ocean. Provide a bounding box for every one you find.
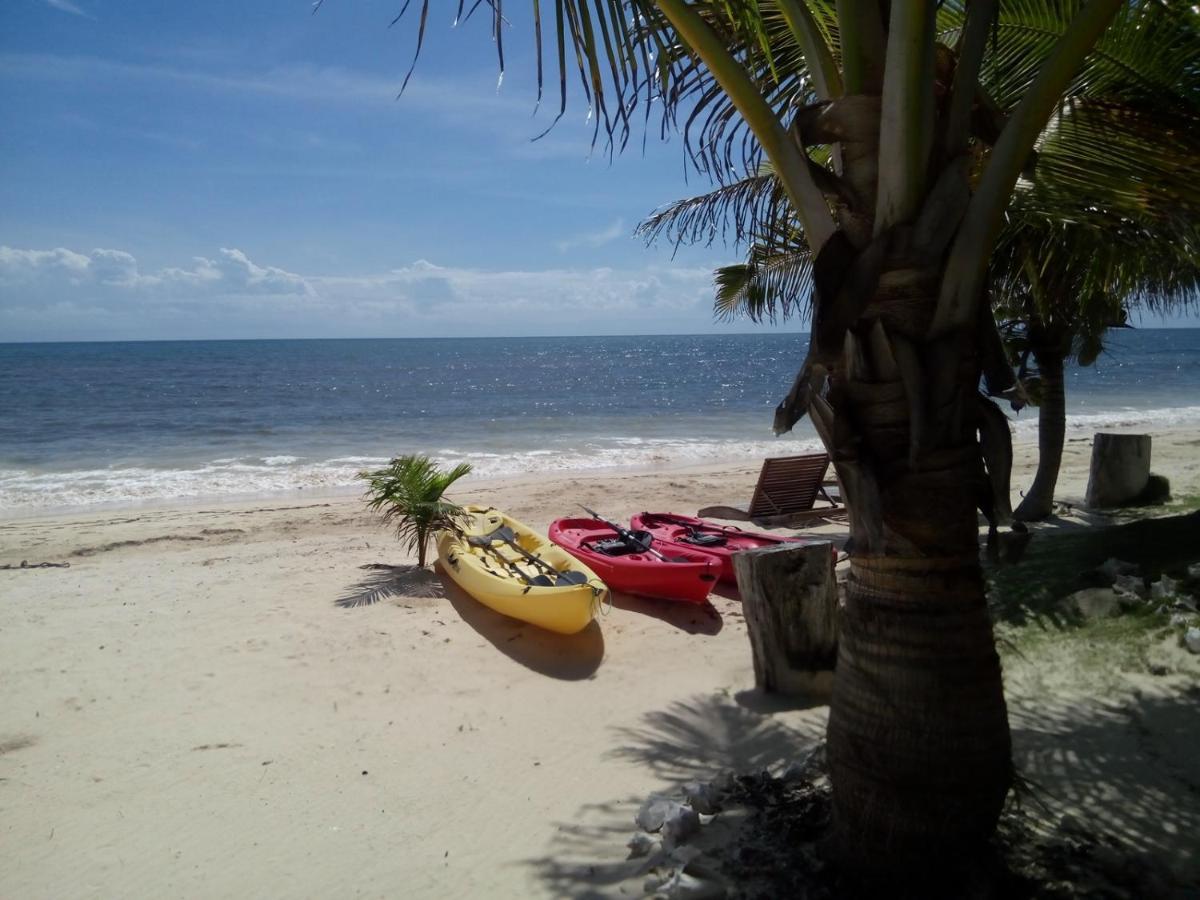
[2,330,1198,514]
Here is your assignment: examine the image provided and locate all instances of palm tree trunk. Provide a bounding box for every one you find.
[819,296,1012,884]
[1014,351,1066,521]
[829,510,1011,880]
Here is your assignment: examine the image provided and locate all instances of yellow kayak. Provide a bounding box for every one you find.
[437,506,606,635]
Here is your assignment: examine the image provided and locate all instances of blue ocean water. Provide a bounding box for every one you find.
[1,330,1198,512]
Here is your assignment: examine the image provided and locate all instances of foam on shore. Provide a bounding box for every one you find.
[3,405,1199,514]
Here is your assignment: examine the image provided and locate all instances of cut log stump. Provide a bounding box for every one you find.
[1085,433,1151,509]
[732,541,838,697]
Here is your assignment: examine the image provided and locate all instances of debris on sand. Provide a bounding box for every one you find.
[621,743,1188,898]
[1185,627,1200,655]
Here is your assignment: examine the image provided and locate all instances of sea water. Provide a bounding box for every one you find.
[2,330,1198,513]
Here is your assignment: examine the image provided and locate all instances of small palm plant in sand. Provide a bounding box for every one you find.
[357,455,472,568]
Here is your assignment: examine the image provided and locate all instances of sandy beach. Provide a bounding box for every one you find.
[2,428,1199,898]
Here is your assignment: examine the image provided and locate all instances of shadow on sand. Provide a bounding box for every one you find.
[608,592,723,635]
[334,563,445,608]
[438,566,604,681]
[526,691,827,897]
[526,686,1200,897]
[1009,685,1200,888]
[709,581,742,603]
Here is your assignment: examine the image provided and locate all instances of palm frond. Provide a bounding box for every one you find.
[938,1,1199,109]
[1023,100,1200,230]
[713,237,814,324]
[637,165,786,249]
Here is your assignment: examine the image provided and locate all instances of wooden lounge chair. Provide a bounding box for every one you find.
[698,452,845,527]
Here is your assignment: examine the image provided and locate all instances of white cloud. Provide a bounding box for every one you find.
[0,246,91,278]
[211,248,313,295]
[41,0,91,17]
[555,218,627,253]
[0,244,718,340]
[0,245,314,297]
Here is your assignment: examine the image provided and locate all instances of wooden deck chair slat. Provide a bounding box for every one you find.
[746,453,832,518]
[697,452,846,525]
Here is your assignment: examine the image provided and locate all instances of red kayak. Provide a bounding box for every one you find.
[630,512,822,584]
[548,517,720,603]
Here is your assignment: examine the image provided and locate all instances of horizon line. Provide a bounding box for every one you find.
[0,330,818,345]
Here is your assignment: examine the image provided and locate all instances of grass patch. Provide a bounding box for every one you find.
[998,604,1173,675]
[1162,493,1200,514]
[987,510,1200,627]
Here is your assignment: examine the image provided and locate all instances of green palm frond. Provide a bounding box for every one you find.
[1022,100,1200,230]
[357,454,473,567]
[369,1,792,165]
[940,1,1200,110]
[714,238,814,323]
[637,166,785,249]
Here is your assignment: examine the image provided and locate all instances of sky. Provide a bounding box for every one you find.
[0,0,1194,342]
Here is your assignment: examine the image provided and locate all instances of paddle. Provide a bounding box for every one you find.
[648,512,741,536]
[489,526,589,586]
[466,533,555,587]
[579,505,690,563]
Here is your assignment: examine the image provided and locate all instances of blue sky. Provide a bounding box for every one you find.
[0,0,1194,341]
[1,0,752,340]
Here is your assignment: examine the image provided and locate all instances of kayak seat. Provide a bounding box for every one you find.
[679,532,726,548]
[588,538,636,556]
[588,530,655,557]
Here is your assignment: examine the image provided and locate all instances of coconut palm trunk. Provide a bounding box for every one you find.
[1014,349,1067,521]
[790,261,1013,871]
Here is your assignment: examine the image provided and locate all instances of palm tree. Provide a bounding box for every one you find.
[654,8,1200,524]
[373,0,1171,884]
[993,75,1200,518]
[995,218,1200,520]
[357,455,473,568]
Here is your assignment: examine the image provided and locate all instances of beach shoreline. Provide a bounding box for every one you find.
[2,427,1198,898]
[3,420,1198,528]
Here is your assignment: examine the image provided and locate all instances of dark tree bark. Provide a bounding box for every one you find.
[1014,350,1067,521]
[807,276,1013,881]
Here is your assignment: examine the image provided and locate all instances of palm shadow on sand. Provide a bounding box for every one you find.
[526,687,1200,898]
[526,691,827,897]
[608,592,723,635]
[1008,687,1200,888]
[437,564,604,681]
[334,563,445,608]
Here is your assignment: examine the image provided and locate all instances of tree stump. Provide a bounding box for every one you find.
[1085,433,1151,508]
[732,541,838,697]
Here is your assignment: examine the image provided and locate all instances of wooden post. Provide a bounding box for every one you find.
[1085,433,1151,508]
[732,541,838,696]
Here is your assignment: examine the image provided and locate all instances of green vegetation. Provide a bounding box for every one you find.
[987,510,1200,625]
[1164,493,1200,515]
[987,511,1200,691]
[357,455,472,568]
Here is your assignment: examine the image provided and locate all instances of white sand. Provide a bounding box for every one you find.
[2,428,1198,897]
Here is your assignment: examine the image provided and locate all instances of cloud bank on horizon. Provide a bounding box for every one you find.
[0,244,724,341]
